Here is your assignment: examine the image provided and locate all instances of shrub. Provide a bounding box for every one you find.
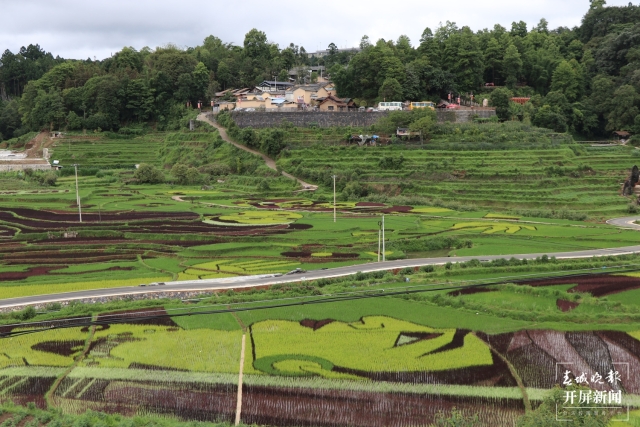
[170,163,189,184]
[259,128,286,156]
[257,179,271,192]
[393,237,472,253]
[95,170,114,178]
[240,128,258,148]
[41,172,57,186]
[185,167,201,184]
[12,306,36,321]
[134,163,164,184]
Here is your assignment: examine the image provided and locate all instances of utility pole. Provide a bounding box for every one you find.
[74,164,82,223]
[382,215,385,262]
[332,175,337,223]
[378,222,381,262]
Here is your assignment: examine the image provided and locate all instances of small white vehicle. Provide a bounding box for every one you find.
[377,102,403,111]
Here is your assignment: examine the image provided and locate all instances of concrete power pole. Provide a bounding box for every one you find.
[382,215,385,262]
[333,175,337,223]
[74,164,82,223]
[378,224,381,262]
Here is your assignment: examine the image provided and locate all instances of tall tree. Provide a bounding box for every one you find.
[378,77,403,101]
[503,44,522,88]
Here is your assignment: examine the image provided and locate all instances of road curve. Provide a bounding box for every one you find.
[196,113,317,190]
[3,244,640,309]
[606,216,640,230]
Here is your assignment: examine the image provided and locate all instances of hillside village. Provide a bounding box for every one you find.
[213,69,354,112]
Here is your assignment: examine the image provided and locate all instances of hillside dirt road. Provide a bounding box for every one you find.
[197,113,317,191]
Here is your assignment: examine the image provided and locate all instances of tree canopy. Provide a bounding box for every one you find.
[1,2,639,140]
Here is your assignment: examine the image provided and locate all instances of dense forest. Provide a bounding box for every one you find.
[0,0,639,141]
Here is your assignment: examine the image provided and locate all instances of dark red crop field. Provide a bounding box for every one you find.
[521,274,640,297]
[241,385,523,427]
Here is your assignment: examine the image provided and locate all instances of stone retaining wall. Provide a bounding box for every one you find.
[231,111,388,128]
[0,290,220,313]
[229,109,496,128]
[0,163,51,172]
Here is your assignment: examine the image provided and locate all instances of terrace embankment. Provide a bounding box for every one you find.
[228,109,496,128]
[0,290,221,313]
[0,132,53,171]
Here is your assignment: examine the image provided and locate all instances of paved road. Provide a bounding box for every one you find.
[3,244,640,309]
[606,216,640,230]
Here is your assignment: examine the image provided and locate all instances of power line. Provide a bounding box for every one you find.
[3,265,639,339]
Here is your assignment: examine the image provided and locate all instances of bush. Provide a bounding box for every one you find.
[399,267,414,275]
[95,170,114,178]
[259,128,286,156]
[341,181,369,200]
[420,265,434,273]
[185,167,201,184]
[489,87,514,120]
[393,237,472,253]
[134,163,164,184]
[378,155,405,170]
[171,163,189,184]
[240,128,258,148]
[12,306,36,321]
[41,172,57,186]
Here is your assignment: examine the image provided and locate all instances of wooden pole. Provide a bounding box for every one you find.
[235,334,246,426]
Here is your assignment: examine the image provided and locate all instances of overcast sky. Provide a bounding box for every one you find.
[0,0,636,60]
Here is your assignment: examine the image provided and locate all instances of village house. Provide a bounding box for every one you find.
[285,85,323,105]
[255,80,295,93]
[318,95,349,111]
[613,130,631,142]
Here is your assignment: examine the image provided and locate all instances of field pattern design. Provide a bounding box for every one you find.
[3,309,640,426]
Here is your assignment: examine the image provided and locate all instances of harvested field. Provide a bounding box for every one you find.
[96,308,179,327]
[521,274,640,297]
[241,385,523,427]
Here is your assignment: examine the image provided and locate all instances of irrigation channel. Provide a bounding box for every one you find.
[3,232,640,309]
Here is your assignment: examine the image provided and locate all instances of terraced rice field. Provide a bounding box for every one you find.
[49,134,167,169]
[2,303,638,426]
[278,145,634,216]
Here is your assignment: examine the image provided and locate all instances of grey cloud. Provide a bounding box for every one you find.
[0,0,635,59]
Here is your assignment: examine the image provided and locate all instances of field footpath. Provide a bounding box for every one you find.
[196,113,317,191]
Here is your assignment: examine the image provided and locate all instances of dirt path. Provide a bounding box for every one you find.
[25,131,54,158]
[197,113,317,191]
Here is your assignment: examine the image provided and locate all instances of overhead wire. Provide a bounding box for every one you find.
[3,264,640,339]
